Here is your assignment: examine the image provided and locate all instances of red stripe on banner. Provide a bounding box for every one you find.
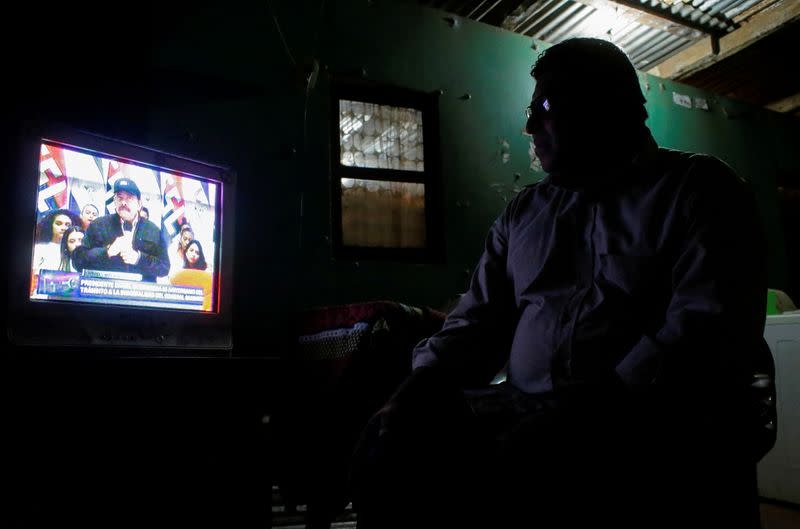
[40,144,69,209]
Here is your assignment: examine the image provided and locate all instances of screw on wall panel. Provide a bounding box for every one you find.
[435,89,445,96]
[360,67,368,78]
[659,83,665,91]
[460,93,472,100]
[443,16,459,29]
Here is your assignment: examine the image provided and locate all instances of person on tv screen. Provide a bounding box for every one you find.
[168,223,195,276]
[171,239,212,310]
[182,239,208,271]
[73,179,169,281]
[79,203,99,230]
[33,208,82,272]
[59,226,84,273]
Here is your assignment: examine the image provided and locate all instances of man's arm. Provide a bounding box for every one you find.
[615,156,767,388]
[412,199,520,387]
[72,221,114,272]
[369,201,520,441]
[131,223,171,279]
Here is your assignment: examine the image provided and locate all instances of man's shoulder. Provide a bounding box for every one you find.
[87,214,117,233]
[139,218,161,232]
[654,148,745,189]
[513,180,548,201]
[652,148,752,219]
[137,219,165,244]
[498,180,553,225]
[520,180,546,191]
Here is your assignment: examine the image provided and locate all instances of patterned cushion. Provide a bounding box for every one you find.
[274,300,446,516]
[292,301,445,389]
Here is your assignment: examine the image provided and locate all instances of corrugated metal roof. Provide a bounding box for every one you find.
[419,0,782,70]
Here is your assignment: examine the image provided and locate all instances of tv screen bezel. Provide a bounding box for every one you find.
[8,123,237,356]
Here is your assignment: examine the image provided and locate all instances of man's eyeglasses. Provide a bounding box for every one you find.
[525,96,552,120]
[525,96,552,135]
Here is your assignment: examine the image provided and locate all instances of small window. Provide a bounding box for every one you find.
[331,80,443,262]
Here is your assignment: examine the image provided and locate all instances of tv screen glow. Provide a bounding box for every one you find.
[30,141,221,313]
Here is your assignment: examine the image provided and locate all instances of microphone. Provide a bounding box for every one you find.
[123,221,133,233]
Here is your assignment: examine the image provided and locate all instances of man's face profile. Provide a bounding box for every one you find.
[114,191,140,222]
[527,73,605,175]
[527,74,575,174]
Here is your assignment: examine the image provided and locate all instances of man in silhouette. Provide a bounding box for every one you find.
[351,38,768,529]
[73,179,169,282]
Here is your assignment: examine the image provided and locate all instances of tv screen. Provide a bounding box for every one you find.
[8,125,236,352]
[30,141,220,313]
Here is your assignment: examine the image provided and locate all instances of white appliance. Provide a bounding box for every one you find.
[757,312,800,505]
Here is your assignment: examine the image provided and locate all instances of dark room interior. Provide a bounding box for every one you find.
[4,1,800,528]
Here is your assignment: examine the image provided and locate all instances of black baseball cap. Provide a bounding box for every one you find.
[113,178,141,200]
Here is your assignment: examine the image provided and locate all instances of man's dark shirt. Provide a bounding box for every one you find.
[413,134,767,393]
[73,213,170,282]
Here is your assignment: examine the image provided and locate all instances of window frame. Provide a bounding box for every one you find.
[330,78,444,263]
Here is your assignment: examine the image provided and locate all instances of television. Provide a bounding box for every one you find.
[8,124,236,355]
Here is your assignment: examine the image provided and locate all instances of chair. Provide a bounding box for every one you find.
[271,301,446,528]
[270,309,777,529]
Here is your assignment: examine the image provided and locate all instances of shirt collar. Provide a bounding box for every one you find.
[119,214,139,231]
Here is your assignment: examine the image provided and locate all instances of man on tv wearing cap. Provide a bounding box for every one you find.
[73,178,169,282]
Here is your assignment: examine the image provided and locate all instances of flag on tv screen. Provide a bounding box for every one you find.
[161,172,186,238]
[103,160,124,214]
[38,144,68,212]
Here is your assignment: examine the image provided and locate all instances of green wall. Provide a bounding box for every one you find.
[642,75,794,290]
[100,0,797,351]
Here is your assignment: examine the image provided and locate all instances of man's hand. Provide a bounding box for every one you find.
[120,248,141,265]
[372,400,401,438]
[107,237,123,257]
[107,233,134,258]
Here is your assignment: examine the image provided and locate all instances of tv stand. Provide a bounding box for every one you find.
[4,352,281,527]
